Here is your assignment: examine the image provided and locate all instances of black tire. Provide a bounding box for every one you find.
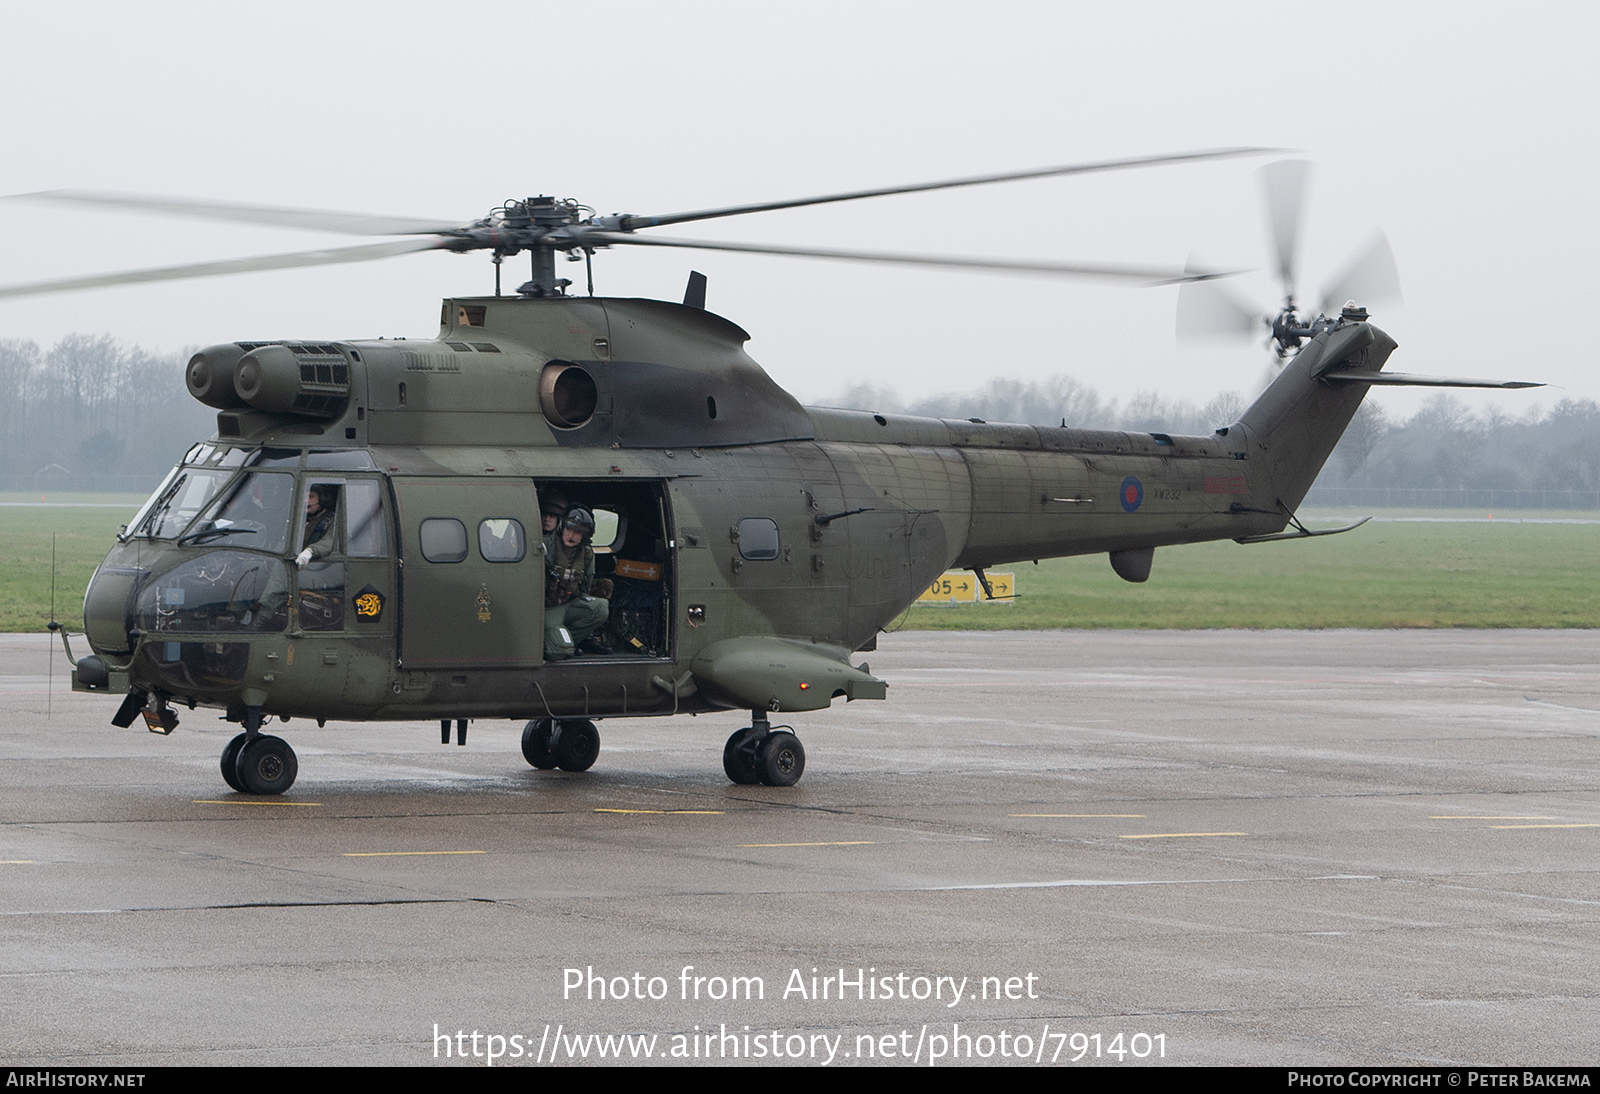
[520,719,557,769]
[722,728,763,785]
[220,733,249,792]
[235,734,298,795]
[758,731,805,787]
[553,719,600,772]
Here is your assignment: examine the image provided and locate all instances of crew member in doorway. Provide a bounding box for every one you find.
[539,489,568,557]
[545,506,611,659]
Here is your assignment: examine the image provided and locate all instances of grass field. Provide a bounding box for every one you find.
[0,500,142,633]
[905,517,1599,630]
[1,500,1596,632]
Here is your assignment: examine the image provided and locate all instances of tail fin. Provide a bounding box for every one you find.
[1234,322,1398,512]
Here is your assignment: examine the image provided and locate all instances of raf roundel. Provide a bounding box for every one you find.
[1119,476,1144,513]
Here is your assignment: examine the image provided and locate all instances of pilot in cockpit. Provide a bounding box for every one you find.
[295,485,338,567]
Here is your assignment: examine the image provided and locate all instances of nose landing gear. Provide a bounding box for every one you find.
[220,733,248,791]
[220,707,299,795]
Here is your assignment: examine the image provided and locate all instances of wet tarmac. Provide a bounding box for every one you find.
[1,629,1595,1066]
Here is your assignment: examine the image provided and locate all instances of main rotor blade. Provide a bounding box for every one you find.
[0,238,443,299]
[585,231,1236,285]
[1318,231,1402,317]
[6,190,464,237]
[616,147,1283,231]
[1259,160,1311,299]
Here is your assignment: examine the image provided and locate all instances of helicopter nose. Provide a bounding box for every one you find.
[83,562,142,656]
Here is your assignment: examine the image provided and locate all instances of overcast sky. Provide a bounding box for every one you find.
[0,1,1593,418]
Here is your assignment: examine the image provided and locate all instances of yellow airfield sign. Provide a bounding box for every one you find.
[917,571,1015,604]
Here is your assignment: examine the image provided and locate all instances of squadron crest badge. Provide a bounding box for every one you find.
[352,585,385,620]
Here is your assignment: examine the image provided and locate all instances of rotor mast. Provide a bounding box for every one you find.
[479,196,585,298]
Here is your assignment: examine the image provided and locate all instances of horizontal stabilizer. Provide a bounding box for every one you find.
[1321,370,1542,390]
[1236,516,1371,545]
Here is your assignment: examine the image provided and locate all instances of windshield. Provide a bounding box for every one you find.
[182,472,296,553]
[127,468,235,540]
[123,466,181,541]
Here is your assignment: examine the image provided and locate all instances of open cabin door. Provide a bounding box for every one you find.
[393,477,544,669]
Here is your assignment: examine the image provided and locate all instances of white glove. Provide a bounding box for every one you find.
[295,548,313,568]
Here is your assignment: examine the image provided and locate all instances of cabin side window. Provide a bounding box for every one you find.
[479,519,526,563]
[420,518,468,563]
[737,517,780,561]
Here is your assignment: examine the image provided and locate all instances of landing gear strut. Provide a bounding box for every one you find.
[521,718,601,772]
[723,711,806,787]
[220,705,299,795]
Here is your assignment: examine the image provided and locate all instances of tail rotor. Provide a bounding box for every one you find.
[1177,160,1401,385]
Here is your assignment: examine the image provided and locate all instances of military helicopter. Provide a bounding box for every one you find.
[8,149,1537,795]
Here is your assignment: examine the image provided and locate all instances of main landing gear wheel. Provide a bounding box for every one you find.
[758,731,805,787]
[220,733,249,792]
[520,719,557,769]
[723,728,763,785]
[552,719,600,772]
[235,734,298,795]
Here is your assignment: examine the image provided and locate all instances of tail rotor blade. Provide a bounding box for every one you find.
[1176,254,1264,342]
[1259,160,1312,298]
[1318,231,1402,316]
[1251,360,1284,398]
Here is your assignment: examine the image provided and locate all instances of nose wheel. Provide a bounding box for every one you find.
[220,709,299,795]
[235,734,298,795]
[220,733,249,792]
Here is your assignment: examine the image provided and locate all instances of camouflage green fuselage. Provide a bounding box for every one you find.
[79,295,1389,725]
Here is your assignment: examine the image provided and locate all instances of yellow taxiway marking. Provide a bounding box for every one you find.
[1432,815,1553,820]
[738,841,876,848]
[1489,823,1600,830]
[1119,832,1248,840]
[594,808,725,815]
[1011,813,1147,818]
[342,850,487,857]
[193,799,322,807]
[1,860,35,864]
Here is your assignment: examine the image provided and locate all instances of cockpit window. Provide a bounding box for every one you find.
[134,551,290,635]
[129,468,235,540]
[183,472,295,553]
[345,480,387,558]
[247,448,303,469]
[123,466,181,542]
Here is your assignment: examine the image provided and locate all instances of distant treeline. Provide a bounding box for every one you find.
[824,376,1600,504]
[2,336,1595,506]
[0,335,213,490]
